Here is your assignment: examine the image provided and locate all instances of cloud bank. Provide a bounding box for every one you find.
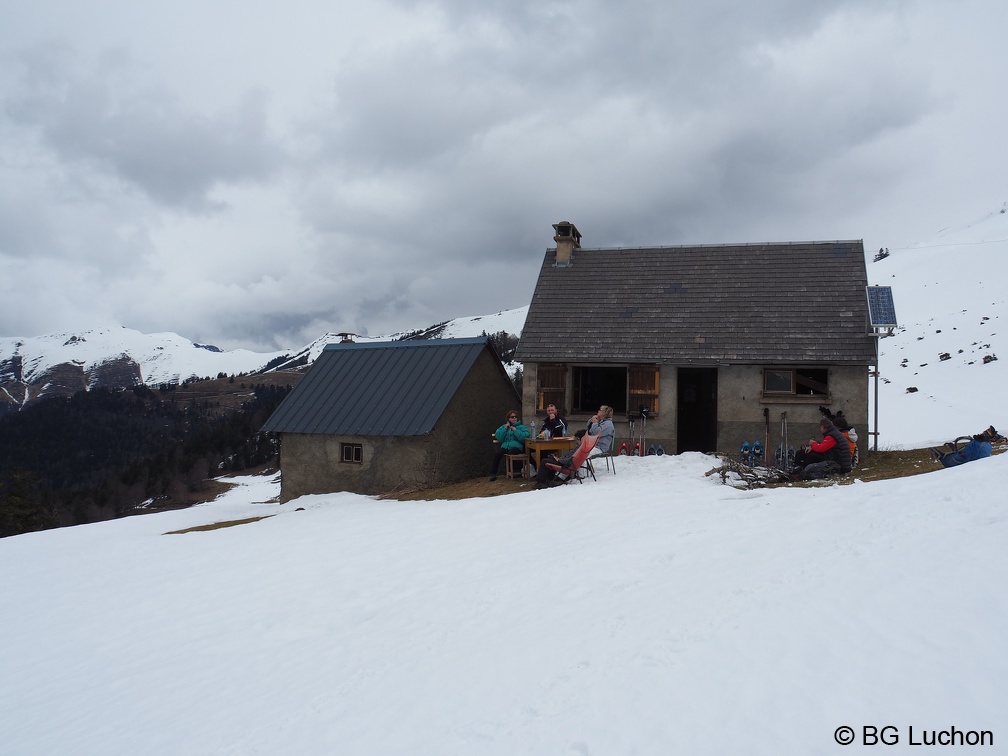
[1,0,1005,350]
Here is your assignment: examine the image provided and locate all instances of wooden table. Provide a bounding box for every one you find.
[526,437,577,475]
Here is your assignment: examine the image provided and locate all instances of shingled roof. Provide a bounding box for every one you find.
[515,241,877,365]
[262,337,510,436]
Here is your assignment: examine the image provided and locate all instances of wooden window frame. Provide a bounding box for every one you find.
[763,367,829,397]
[340,442,363,464]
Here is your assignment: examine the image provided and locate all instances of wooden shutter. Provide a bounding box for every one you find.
[537,364,567,413]
[628,364,660,415]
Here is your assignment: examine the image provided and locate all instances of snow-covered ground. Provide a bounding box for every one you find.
[2,452,1005,754]
[2,210,1005,754]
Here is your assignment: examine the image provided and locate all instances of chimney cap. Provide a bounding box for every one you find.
[552,221,582,243]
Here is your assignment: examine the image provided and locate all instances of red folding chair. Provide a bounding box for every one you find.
[545,433,599,483]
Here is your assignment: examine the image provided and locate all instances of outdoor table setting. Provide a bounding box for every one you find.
[525,436,577,477]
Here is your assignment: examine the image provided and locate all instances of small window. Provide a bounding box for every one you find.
[763,368,828,396]
[341,443,363,464]
[764,369,794,393]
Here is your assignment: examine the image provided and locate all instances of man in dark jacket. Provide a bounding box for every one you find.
[793,418,853,480]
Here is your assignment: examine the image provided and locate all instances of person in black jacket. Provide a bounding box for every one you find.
[527,403,568,474]
[538,404,567,439]
[792,418,853,480]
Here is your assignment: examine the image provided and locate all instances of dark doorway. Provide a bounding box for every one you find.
[677,368,718,453]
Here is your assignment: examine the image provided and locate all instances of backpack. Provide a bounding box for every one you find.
[842,428,859,467]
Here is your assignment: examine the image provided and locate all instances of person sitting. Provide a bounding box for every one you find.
[792,418,853,480]
[538,403,567,439]
[489,410,530,481]
[829,411,859,468]
[584,405,615,458]
[536,404,615,486]
[527,403,568,475]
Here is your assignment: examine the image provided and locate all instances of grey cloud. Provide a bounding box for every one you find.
[5,44,281,211]
[1,0,1002,351]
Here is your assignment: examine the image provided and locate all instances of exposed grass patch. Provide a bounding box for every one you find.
[389,475,538,502]
[165,515,272,534]
[389,445,1007,499]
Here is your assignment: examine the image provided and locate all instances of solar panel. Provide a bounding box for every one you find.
[866,286,897,328]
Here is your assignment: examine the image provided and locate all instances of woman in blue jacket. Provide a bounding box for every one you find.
[489,410,531,481]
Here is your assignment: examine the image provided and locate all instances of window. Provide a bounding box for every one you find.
[572,366,627,413]
[340,443,363,464]
[536,364,567,413]
[763,368,828,396]
[628,364,660,416]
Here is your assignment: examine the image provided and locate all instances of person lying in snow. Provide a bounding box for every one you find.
[930,426,1001,468]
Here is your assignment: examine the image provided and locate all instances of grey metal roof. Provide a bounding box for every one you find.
[261,337,498,436]
[515,241,877,365]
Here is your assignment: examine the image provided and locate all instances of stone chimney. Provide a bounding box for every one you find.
[552,221,581,267]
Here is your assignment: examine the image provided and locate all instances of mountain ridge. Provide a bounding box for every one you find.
[0,309,530,412]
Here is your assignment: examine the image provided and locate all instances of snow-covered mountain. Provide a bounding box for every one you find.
[0,308,530,411]
[0,327,285,409]
[2,203,1004,445]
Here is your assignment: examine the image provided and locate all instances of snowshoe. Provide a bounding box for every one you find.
[646,444,657,456]
[740,440,750,462]
[751,440,763,465]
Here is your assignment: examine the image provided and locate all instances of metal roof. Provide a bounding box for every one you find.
[515,240,878,365]
[261,337,498,436]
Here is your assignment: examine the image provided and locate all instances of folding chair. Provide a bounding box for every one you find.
[545,433,598,484]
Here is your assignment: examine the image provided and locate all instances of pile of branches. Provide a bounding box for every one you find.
[705,456,793,489]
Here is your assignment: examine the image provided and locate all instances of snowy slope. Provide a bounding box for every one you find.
[1,453,1004,754]
[867,205,1007,447]
[276,306,530,367]
[433,306,529,340]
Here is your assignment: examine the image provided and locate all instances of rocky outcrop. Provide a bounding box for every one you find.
[0,355,23,384]
[88,355,143,389]
[28,362,89,400]
[0,355,143,411]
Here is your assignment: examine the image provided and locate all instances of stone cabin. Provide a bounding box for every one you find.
[515,222,879,458]
[262,337,520,500]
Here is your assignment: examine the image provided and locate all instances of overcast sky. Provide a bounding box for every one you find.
[1,0,1004,352]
